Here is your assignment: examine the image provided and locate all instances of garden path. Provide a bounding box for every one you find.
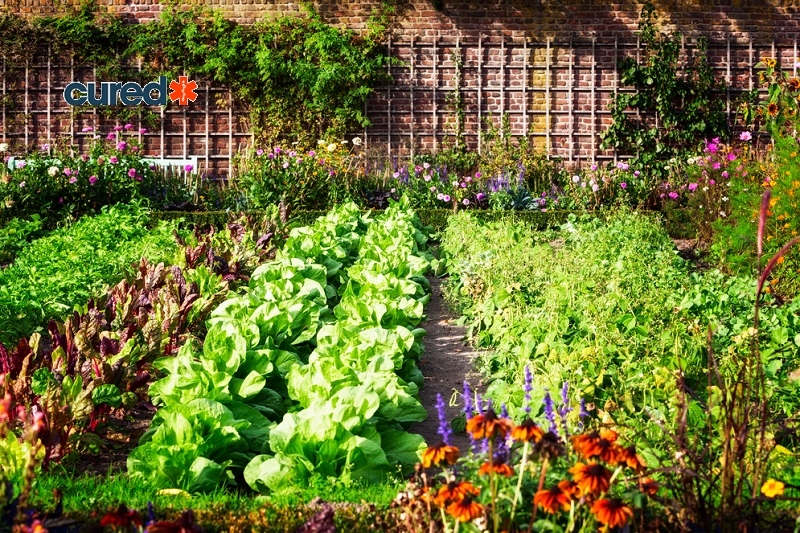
[408,275,484,451]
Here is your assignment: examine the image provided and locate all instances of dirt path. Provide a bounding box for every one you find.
[409,276,484,451]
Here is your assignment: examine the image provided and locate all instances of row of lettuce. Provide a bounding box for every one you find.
[128,199,433,492]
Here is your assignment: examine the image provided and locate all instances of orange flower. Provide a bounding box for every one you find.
[571,430,619,462]
[433,481,480,507]
[533,484,572,513]
[617,445,647,471]
[466,409,513,440]
[446,494,484,522]
[421,442,460,468]
[511,418,544,442]
[558,479,580,499]
[479,459,514,477]
[569,461,612,496]
[768,102,780,117]
[591,498,633,528]
[789,78,800,91]
[640,477,659,496]
[761,479,785,498]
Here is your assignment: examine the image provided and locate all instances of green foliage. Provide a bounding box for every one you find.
[600,3,728,184]
[129,199,431,493]
[0,2,391,147]
[739,57,800,138]
[0,214,45,263]
[0,202,180,344]
[439,209,800,429]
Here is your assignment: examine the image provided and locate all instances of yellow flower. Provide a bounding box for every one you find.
[761,479,785,498]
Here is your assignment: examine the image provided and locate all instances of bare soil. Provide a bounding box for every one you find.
[408,276,484,451]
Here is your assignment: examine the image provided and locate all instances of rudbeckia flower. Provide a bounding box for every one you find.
[433,481,479,507]
[569,461,612,496]
[591,498,633,528]
[478,458,514,477]
[533,484,571,513]
[466,408,513,440]
[511,418,544,443]
[617,444,647,471]
[421,442,460,468]
[446,494,484,522]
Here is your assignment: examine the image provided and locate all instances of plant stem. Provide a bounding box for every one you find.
[528,456,549,532]
[509,441,530,524]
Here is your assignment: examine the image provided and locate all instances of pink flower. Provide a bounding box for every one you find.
[669,191,679,199]
[460,182,467,188]
[424,175,432,182]
[106,132,116,140]
[114,125,123,132]
[117,141,127,151]
[739,131,752,141]
[620,182,627,189]
[308,150,315,157]
[709,179,716,185]
[109,156,118,164]
[633,170,640,177]
[124,123,133,130]
[721,172,728,179]
[128,168,137,178]
[727,153,737,161]
[476,192,486,201]
[131,146,139,152]
[462,198,470,206]
[63,168,72,176]
[282,162,289,169]
[688,183,698,191]
[712,162,721,170]
[81,154,88,162]
[443,195,451,202]
[184,164,193,172]
[69,176,77,184]
[139,128,147,134]
[475,172,482,178]
[89,175,98,185]
[590,164,598,171]
[707,143,719,154]
[256,149,264,156]
[393,172,400,178]
[81,126,93,132]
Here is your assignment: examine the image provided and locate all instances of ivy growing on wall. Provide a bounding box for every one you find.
[599,3,728,177]
[0,0,395,146]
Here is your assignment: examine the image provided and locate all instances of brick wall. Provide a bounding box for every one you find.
[2,0,799,173]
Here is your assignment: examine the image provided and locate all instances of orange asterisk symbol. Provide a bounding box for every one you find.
[168,75,198,106]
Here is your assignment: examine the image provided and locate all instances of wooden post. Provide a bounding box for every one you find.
[387,34,392,157]
[545,37,551,159]
[613,35,618,165]
[523,38,528,136]
[70,50,75,148]
[2,55,6,145]
[410,35,416,159]
[568,34,574,161]
[433,34,438,153]
[205,85,210,173]
[749,37,754,91]
[591,35,596,163]
[228,90,233,174]
[24,58,29,148]
[46,45,51,144]
[501,35,506,139]
[478,34,483,155]
[727,35,731,119]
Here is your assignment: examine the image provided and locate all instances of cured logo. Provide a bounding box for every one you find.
[63,76,198,106]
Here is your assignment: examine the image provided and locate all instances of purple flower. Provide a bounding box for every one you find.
[106,132,116,140]
[393,172,400,179]
[727,153,737,162]
[460,182,467,188]
[707,142,719,154]
[117,141,127,151]
[184,164,193,172]
[523,365,533,414]
[462,198,470,206]
[740,131,752,141]
[256,149,264,156]
[114,125,123,132]
[620,182,627,189]
[109,156,118,164]
[633,170,640,177]
[267,153,274,159]
[436,393,453,446]
[579,398,589,430]
[443,195,451,202]
[669,191,679,199]
[476,192,486,201]
[89,175,98,185]
[289,151,297,158]
[41,143,49,151]
[721,172,728,179]
[124,123,133,130]
[139,128,148,134]
[128,168,137,178]
[559,382,573,437]
[616,162,629,170]
[590,163,598,171]
[59,197,64,204]
[688,183,698,192]
[81,126,93,132]
[543,390,558,436]
[463,381,473,416]
[475,172,482,179]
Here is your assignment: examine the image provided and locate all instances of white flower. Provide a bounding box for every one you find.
[702,186,709,191]
[317,139,326,146]
[0,143,7,152]
[352,137,362,146]
[47,166,59,177]
[581,182,586,188]
[327,143,337,152]
[452,181,459,187]
[572,175,580,183]
[720,211,727,217]
[722,196,729,202]
[340,139,349,144]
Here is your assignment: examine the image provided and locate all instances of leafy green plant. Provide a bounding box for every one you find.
[0,202,180,345]
[0,215,44,264]
[600,2,728,184]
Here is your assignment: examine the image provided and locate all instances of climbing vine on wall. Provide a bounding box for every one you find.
[0,0,395,146]
[599,2,728,179]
